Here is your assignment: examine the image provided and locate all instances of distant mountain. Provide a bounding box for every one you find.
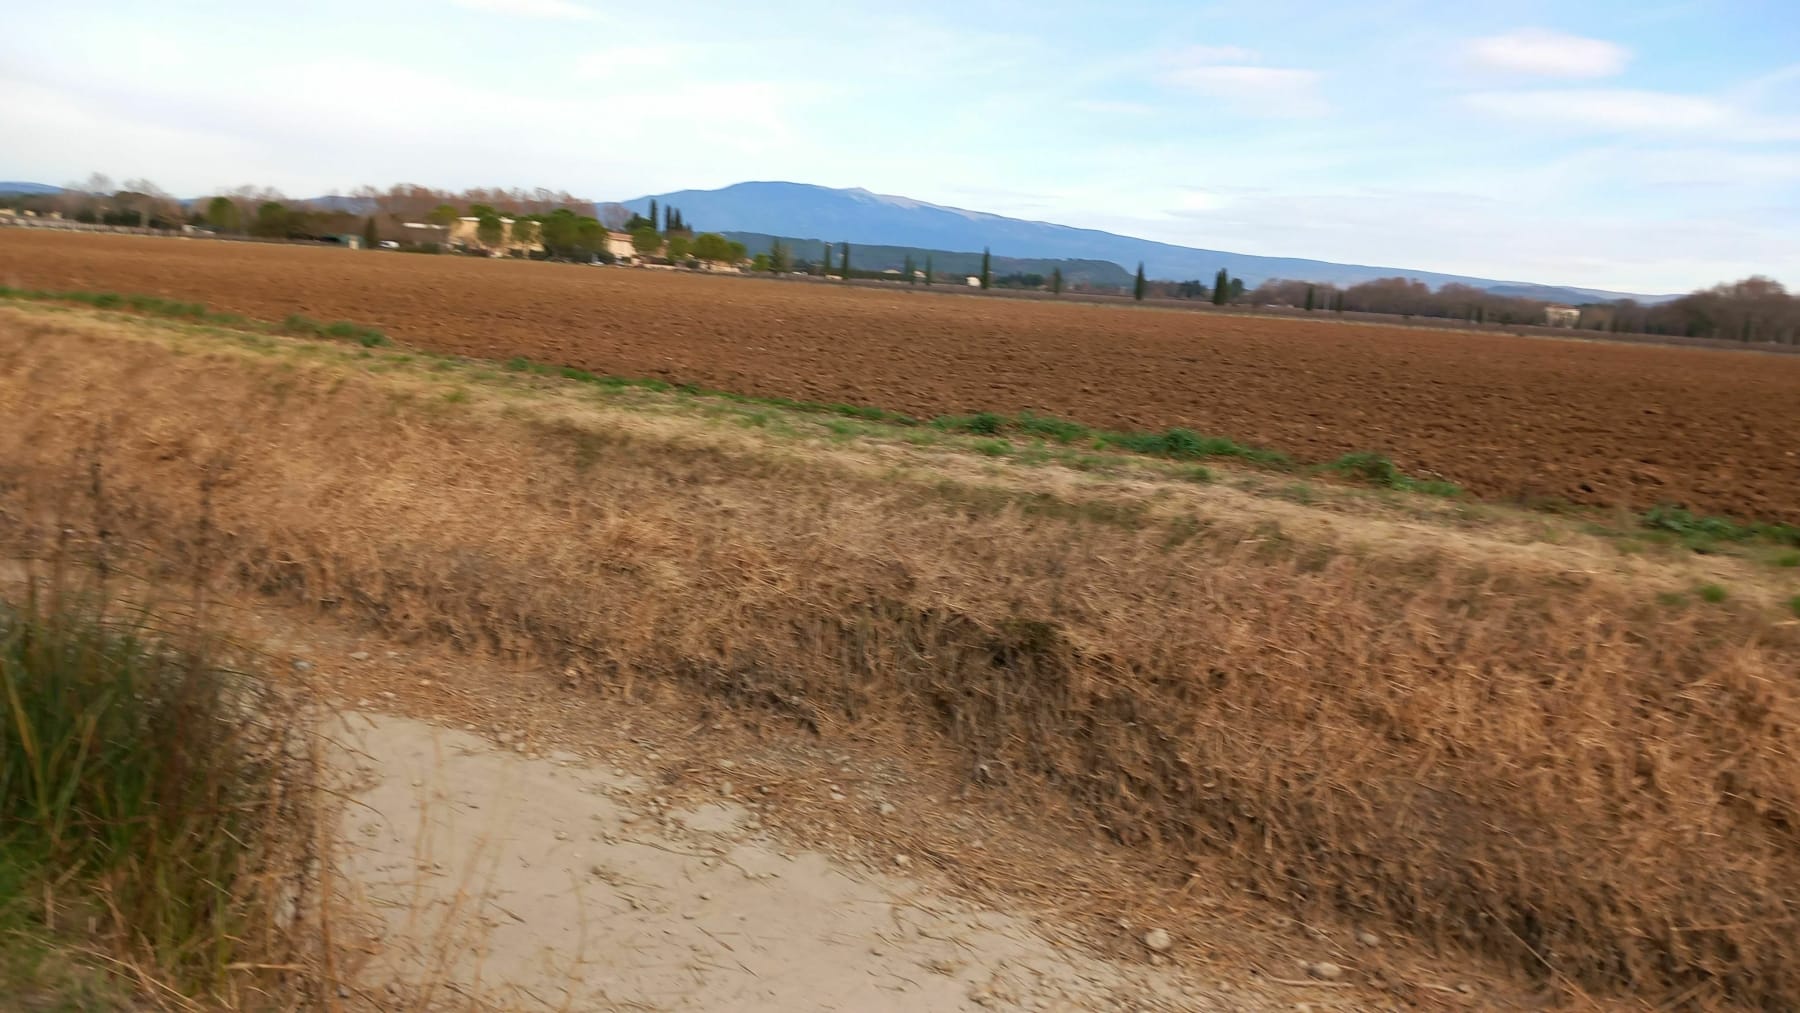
[304,195,377,214]
[721,232,1134,289]
[624,181,1671,303]
[1482,283,1670,304]
[0,181,63,196]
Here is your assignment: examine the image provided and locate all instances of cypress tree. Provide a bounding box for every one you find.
[1304,284,1316,312]
[842,243,851,279]
[904,254,915,285]
[362,215,379,250]
[1051,266,1063,295]
[820,243,832,277]
[1134,263,1147,301]
[1212,268,1229,305]
[980,248,991,289]
[649,199,659,231]
[924,255,933,285]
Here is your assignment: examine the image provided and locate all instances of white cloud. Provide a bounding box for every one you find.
[1158,47,1325,117]
[1467,29,1629,78]
[1634,148,1800,186]
[1071,99,1154,116]
[1169,44,1257,64]
[449,0,595,21]
[574,44,701,80]
[1463,88,1800,141]
[1465,89,1722,131]
[1173,187,1230,212]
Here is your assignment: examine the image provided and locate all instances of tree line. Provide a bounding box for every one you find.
[1233,275,1800,343]
[4,174,757,267]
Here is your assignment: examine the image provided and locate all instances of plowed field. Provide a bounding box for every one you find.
[7,230,1797,521]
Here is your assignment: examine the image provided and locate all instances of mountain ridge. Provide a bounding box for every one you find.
[0,176,1675,302]
[622,181,1673,304]
[719,232,1135,288]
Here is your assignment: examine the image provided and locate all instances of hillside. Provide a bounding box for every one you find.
[625,181,1669,301]
[721,232,1134,289]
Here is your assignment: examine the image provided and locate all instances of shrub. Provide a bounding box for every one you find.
[0,583,317,1000]
[1320,452,1461,497]
[1643,504,1800,548]
[1015,412,1090,444]
[1697,583,1729,603]
[933,412,1006,436]
[1098,428,1289,466]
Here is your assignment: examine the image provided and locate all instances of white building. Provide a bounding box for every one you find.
[966,276,982,287]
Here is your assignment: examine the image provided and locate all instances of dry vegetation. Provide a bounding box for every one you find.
[3,304,1799,1008]
[6,230,1800,523]
[0,568,327,1008]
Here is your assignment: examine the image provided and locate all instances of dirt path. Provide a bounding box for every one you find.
[199,571,1515,1013]
[334,711,1241,1012]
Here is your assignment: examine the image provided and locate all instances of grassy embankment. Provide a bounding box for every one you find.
[0,575,321,1008]
[4,300,1800,1008]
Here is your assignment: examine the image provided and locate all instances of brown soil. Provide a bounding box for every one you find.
[5,230,1797,522]
[9,306,1800,1008]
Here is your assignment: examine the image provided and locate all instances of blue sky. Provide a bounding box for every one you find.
[3,0,1796,292]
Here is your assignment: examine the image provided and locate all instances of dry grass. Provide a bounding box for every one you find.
[3,305,1799,1008]
[0,567,328,1011]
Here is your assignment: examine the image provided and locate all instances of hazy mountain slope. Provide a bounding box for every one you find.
[625,181,1667,301]
[721,232,1134,288]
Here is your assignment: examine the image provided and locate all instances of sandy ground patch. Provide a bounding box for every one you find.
[333,711,1252,1012]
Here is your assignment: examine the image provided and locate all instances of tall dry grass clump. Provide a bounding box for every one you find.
[0,448,325,1006]
[4,307,1800,1007]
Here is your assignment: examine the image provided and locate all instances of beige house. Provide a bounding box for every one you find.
[605,231,636,262]
[1544,306,1581,328]
[448,216,542,255]
[401,221,449,245]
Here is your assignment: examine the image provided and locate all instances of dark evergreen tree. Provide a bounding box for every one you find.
[1051,266,1063,295]
[980,248,991,289]
[1134,263,1147,301]
[1304,285,1316,311]
[1213,268,1230,305]
[362,215,379,249]
[924,255,933,285]
[649,199,659,231]
[903,254,915,284]
[842,243,851,279]
[821,243,833,276]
